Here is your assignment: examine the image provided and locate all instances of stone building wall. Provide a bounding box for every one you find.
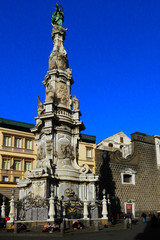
[96,132,160,217]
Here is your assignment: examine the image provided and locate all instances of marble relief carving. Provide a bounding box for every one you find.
[65,188,75,197]
[33,181,46,198]
[46,85,55,102]
[61,142,73,159]
[56,83,69,106]
[37,145,46,160]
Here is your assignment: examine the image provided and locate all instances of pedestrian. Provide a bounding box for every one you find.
[141,212,146,223]
[128,217,132,229]
[17,223,27,232]
[42,222,51,232]
[7,222,14,232]
[49,222,60,233]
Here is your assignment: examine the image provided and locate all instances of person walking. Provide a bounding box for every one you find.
[128,217,132,229]
[142,213,146,223]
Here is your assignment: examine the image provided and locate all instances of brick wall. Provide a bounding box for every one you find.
[96,132,160,217]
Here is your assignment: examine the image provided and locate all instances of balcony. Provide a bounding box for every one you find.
[1,145,33,154]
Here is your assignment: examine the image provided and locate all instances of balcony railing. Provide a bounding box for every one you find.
[1,145,33,154]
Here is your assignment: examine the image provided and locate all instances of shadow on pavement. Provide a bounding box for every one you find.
[134,218,160,240]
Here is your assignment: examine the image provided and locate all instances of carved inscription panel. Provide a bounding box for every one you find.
[32,180,46,199]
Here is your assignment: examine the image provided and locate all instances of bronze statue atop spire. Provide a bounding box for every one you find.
[51,3,64,26]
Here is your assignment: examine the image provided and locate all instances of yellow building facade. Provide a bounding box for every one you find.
[78,134,96,174]
[0,118,96,200]
[0,118,37,199]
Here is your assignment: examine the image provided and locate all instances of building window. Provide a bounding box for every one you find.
[3,136,11,147]
[25,161,32,171]
[14,177,20,183]
[108,143,113,147]
[2,176,9,182]
[25,139,33,150]
[15,137,22,148]
[123,174,132,183]
[120,137,124,143]
[14,160,21,171]
[88,165,93,172]
[2,159,10,170]
[121,168,136,185]
[120,145,123,149]
[86,148,92,158]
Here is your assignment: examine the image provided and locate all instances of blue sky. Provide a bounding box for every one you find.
[1,0,160,143]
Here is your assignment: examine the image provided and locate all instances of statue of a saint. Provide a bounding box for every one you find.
[51,3,64,26]
[72,95,79,111]
[37,96,43,116]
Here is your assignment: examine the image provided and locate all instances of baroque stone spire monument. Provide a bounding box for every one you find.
[18,4,98,220]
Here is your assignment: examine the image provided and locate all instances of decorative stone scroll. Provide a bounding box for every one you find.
[79,164,90,174]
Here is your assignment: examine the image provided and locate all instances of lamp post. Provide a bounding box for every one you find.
[48,184,55,221]
[101,189,108,219]
[8,188,15,222]
[1,196,6,219]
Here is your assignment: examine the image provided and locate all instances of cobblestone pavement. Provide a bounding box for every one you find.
[0,221,159,240]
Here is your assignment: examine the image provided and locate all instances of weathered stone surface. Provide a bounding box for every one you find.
[17,19,98,221]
